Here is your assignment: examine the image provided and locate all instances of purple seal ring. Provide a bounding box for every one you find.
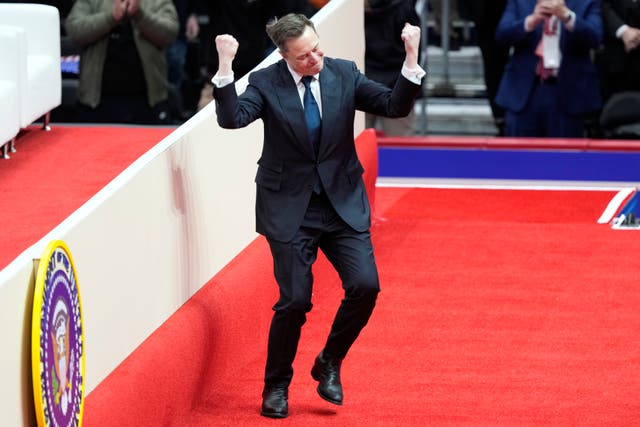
[32,240,85,427]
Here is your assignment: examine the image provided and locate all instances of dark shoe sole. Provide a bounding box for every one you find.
[315,385,343,405]
[260,409,288,419]
[311,366,343,406]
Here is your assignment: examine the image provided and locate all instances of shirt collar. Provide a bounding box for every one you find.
[286,62,319,85]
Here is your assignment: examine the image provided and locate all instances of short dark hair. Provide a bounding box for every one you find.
[266,13,317,53]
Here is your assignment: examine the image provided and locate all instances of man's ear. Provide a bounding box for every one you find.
[279,50,286,60]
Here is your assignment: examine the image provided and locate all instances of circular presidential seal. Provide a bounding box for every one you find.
[32,240,85,427]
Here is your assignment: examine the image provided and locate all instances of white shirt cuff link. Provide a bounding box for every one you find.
[401,63,426,85]
[563,10,576,30]
[616,24,630,39]
[211,73,234,88]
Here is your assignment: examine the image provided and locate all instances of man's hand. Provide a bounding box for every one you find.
[622,26,640,52]
[525,1,552,31]
[112,0,127,21]
[401,23,420,69]
[215,34,239,76]
[538,0,569,19]
[126,0,140,16]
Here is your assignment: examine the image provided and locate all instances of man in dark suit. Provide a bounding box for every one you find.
[495,0,602,137]
[598,0,640,103]
[458,0,509,135]
[212,13,423,419]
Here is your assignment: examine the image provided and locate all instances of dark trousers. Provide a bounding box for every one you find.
[505,79,584,138]
[264,192,380,386]
[472,4,509,124]
[77,96,170,125]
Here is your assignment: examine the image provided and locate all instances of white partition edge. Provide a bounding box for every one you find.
[0,0,364,424]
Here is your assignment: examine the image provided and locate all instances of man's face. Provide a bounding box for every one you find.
[281,25,324,76]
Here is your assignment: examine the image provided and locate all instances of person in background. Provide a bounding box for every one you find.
[365,0,422,136]
[212,13,423,419]
[196,0,318,111]
[166,0,203,122]
[66,0,179,124]
[458,0,509,135]
[597,0,640,103]
[494,0,602,137]
[167,0,201,90]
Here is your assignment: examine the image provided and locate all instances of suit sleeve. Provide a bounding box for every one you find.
[353,62,421,118]
[65,0,117,47]
[214,78,265,129]
[495,0,531,46]
[602,0,625,38]
[131,0,179,48]
[569,0,603,49]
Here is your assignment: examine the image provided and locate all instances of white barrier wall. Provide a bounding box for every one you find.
[0,1,365,425]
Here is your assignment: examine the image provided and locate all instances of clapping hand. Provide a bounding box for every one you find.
[527,0,570,31]
[112,0,127,20]
[127,0,140,16]
[112,0,140,21]
[621,27,640,52]
[537,0,569,20]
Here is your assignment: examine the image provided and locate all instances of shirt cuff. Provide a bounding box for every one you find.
[401,63,426,85]
[616,24,630,39]
[211,72,234,88]
[563,10,576,30]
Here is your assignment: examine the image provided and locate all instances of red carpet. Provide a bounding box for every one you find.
[4,126,639,425]
[82,187,640,426]
[0,125,175,269]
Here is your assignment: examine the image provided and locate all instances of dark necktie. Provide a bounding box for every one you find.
[302,76,321,154]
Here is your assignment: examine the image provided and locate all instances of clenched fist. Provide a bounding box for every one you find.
[215,34,239,77]
[400,23,421,69]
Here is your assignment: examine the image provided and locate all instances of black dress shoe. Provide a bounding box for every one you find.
[311,352,343,405]
[261,384,288,418]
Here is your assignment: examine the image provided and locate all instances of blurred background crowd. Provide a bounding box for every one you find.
[3,0,640,139]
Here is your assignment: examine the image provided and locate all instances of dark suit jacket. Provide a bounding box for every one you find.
[494,0,603,115]
[214,57,420,242]
[600,0,640,74]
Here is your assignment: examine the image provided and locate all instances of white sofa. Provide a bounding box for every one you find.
[0,27,22,159]
[0,3,61,139]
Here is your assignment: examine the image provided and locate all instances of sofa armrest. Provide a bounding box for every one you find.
[0,4,60,60]
[0,4,61,128]
[0,26,22,152]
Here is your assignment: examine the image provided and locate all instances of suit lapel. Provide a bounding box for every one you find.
[273,61,315,157]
